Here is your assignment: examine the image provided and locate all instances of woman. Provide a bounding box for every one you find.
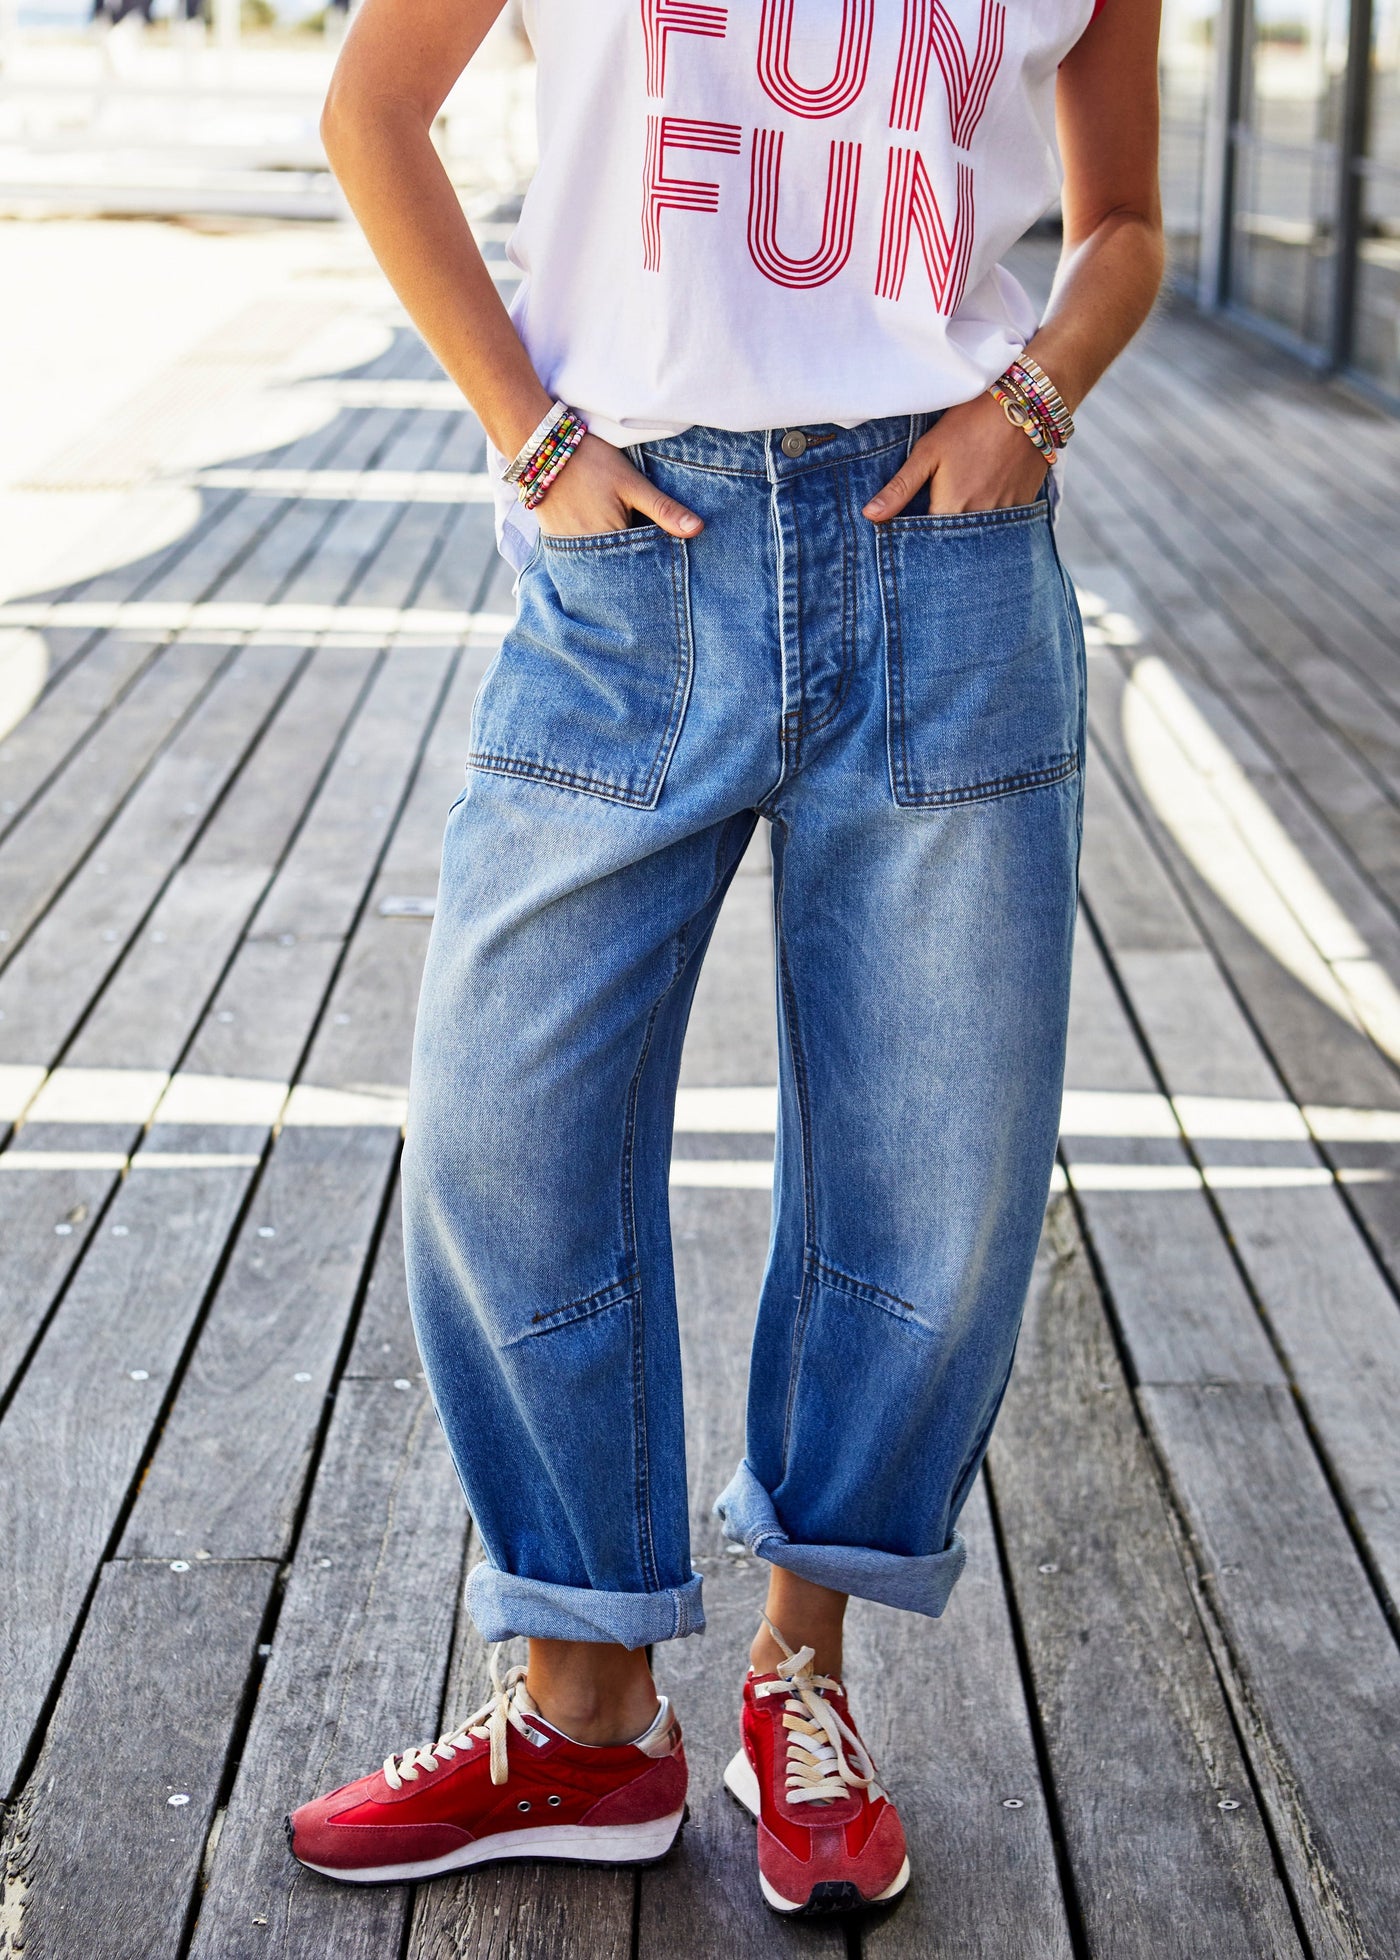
[290,0,1163,1918]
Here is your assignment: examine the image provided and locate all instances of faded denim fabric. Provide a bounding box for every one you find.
[401,413,1086,1649]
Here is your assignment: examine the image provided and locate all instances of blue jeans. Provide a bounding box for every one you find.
[402,413,1085,1649]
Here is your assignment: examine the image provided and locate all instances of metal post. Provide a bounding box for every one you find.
[1201,0,1249,312]
[1331,0,1374,371]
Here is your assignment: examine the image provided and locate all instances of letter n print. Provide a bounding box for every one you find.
[875,151,974,310]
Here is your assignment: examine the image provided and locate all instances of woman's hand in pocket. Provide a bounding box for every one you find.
[533,433,703,540]
[863,392,1049,521]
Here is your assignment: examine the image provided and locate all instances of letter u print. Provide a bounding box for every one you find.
[748,129,862,289]
[757,0,874,118]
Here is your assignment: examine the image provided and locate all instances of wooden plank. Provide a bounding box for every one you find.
[1082,660,1400,1292]
[247,645,453,944]
[852,1480,1075,1960]
[57,643,378,1076]
[1078,653,1400,1611]
[988,1197,1302,1959]
[118,1122,399,1562]
[0,633,163,841]
[0,643,227,963]
[342,1169,419,1382]
[0,1127,128,1403]
[208,410,413,606]
[1063,919,1285,1386]
[0,646,374,1397]
[0,1127,264,1796]
[1112,943,1400,1618]
[1141,1382,1400,1960]
[187,1379,467,1960]
[117,640,464,1560]
[1064,503,1400,920]
[1092,355,1400,640]
[0,1558,276,1960]
[0,642,303,1067]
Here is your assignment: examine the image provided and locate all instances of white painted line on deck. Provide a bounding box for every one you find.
[1,1150,129,1171]
[282,1084,407,1128]
[673,1086,777,1132]
[25,1067,169,1126]
[1066,1163,1204,1192]
[0,1065,46,1122]
[135,1152,263,1170]
[194,469,496,504]
[670,1159,774,1189]
[155,1073,288,1127]
[0,603,515,645]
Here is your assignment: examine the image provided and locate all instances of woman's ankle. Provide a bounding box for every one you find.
[751,1572,848,1680]
[525,1638,660,1746]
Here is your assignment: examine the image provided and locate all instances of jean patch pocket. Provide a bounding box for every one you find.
[878,503,1082,809]
[469,526,694,809]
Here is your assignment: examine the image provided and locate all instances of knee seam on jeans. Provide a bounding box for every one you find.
[805,1251,931,1331]
[502,1273,638,1349]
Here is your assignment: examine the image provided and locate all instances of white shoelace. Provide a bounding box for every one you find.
[754,1614,876,1806]
[383,1645,538,1791]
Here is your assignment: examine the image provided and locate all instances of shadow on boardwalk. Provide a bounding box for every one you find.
[1,235,1400,1959]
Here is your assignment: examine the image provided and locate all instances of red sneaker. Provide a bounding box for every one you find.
[288,1653,687,1884]
[724,1628,909,1915]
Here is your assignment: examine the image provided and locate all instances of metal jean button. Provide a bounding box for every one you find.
[780,430,808,458]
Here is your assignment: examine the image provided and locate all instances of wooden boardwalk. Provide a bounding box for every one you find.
[1,223,1399,1958]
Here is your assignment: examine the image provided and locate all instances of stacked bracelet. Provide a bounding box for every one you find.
[503,401,589,511]
[988,355,1075,463]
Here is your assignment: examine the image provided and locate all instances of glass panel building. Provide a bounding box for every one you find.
[1161,0,1400,404]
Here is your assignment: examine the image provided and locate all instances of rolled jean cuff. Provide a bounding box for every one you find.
[714,1461,967,1619]
[464,1561,706,1648]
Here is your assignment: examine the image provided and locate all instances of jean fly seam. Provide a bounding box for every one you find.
[756,452,792,811]
[793,456,859,745]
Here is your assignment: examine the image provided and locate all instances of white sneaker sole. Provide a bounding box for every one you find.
[723,1749,911,1914]
[293,1804,686,1885]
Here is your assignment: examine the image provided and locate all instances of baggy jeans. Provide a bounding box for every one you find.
[402,413,1086,1649]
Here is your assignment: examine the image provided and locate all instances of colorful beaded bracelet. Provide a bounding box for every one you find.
[520,414,586,510]
[502,400,589,511]
[989,377,1060,462]
[1005,355,1075,446]
[503,401,569,487]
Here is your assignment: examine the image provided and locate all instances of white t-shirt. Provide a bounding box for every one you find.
[497,0,1103,562]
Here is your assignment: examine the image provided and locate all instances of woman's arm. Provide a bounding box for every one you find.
[864,0,1165,521]
[320,0,702,537]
